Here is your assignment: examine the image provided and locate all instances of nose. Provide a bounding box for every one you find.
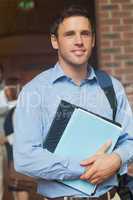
[74,34,83,46]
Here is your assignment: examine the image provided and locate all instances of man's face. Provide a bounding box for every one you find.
[51,16,95,68]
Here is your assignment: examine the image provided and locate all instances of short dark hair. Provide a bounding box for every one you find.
[50,5,95,36]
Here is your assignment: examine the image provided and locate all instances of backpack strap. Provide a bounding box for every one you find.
[94,69,117,122]
[95,70,133,199]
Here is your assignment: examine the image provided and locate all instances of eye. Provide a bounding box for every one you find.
[81,31,92,37]
[64,31,75,37]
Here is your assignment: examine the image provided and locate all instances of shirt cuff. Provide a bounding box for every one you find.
[113,150,128,175]
[113,148,129,164]
[118,163,128,175]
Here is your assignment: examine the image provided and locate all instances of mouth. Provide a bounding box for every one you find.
[71,49,86,56]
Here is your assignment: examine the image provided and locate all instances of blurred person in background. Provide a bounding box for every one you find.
[0,64,6,200]
[0,78,30,200]
[0,76,19,200]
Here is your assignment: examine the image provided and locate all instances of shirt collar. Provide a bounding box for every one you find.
[51,63,66,83]
[51,63,97,84]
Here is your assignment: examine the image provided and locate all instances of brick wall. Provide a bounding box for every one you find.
[96,0,133,108]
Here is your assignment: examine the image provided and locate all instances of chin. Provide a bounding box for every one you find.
[73,58,88,67]
[72,60,88,67]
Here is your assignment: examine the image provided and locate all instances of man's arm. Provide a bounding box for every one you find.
[79,79,133,184]
[13,86,84,181]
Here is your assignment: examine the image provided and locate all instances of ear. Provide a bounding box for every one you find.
[51,34,59,50]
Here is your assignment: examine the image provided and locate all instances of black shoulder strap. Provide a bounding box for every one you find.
[94,69,117,122]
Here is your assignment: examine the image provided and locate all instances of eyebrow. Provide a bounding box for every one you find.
[63,30,92,36]
[81,30,92,35]
[63,30,75,36]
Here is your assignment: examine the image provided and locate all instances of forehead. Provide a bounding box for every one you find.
[58,16,92,33]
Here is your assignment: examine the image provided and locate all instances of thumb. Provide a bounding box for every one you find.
[96,139,112,155]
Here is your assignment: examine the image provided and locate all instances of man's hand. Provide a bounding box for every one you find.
[80,141,122,184]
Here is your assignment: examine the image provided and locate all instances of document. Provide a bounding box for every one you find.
[43,100,122,195]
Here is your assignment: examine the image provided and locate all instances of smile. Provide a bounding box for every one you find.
[72,50,86,56]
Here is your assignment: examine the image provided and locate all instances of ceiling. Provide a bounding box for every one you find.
[0,0,95,37]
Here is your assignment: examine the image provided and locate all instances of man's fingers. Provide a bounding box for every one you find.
[80,140,112,166]
[90,177,102,184]
[80,155,97,166]
[80,166,96,180]
[96,140,112,155]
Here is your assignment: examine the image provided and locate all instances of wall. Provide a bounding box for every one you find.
[0,34,57,85]
[96,0,133,108]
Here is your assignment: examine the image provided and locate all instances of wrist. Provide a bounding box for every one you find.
[111,152,122,170]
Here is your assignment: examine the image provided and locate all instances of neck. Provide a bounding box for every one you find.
[58,61,88,85]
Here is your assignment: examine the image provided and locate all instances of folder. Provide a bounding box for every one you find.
[43,100,122,195]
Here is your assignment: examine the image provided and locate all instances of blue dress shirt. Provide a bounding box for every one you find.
[14,63,133,198]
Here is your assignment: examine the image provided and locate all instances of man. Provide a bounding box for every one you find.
[14,5,133,200]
